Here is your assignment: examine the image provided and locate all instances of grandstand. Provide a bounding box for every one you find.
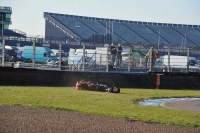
[44,12,200,49]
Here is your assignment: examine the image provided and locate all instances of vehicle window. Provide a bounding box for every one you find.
[56,53,59,57]
[192,59,199,64]
[61,53,67,57]
[156,57,163,63]
[44,53,49,57]
[189,60,194,66]
[49,52,56,57]
[15,49,21,54]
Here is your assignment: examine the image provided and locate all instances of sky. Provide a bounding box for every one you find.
[0,0,200,36]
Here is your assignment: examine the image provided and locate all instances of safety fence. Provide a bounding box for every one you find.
[1,38,200,73]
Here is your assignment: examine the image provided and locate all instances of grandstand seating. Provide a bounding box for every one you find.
[124,23,161,45]
[100,21,148,44]
[147,25,186,46]
[78,18,104,34]
[77,18,125,43]
[44,12,200,47]
[53,15,96,41]
[172,26,200,46]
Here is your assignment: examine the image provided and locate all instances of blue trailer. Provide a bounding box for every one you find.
[22,46,58,63]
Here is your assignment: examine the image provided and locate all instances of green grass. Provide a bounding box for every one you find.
[0,86,200,127]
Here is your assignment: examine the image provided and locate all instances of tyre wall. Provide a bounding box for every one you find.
[0,67,199,89]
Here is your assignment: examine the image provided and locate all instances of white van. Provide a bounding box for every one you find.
[155,55,200,72]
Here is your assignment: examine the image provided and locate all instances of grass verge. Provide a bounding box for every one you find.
[0,86,200,127]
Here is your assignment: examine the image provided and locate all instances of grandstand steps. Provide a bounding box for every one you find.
[145,25,171,45]
[97,21,128,43]
[44,14,83,41]
[77,19,99,35]
[170,26,197,47]
[52,16,84,40]
[195,28,200,34]
[122,23,152,45]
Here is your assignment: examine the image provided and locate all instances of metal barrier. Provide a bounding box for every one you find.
[1,37,200,73]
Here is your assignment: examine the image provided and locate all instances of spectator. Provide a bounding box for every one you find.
[116,43,123,68]
[108,61,113,71]
[109,43,117,66]
[9,56,15,62]
[154,50,160,61]
[145,46,155,68]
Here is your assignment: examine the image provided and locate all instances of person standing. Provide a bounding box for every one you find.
[145,46,155,68]
[109,43,117,66]
[116,43,123,68]
[108,61,113,71]
[154,50,160,60]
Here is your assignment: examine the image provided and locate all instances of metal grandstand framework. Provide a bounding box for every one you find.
[43,12,200,50]
[44,12,200,28]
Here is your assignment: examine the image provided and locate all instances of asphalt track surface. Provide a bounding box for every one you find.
[0,100,200,133]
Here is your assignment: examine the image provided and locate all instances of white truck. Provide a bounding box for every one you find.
[68,48,96,67]
[51,49,68,62]
[154,55,200,72]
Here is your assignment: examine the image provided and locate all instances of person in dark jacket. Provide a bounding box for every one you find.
[116,43,123,68]
[108,84,120,93]
[108,61,113,71]
[109,43,117,66]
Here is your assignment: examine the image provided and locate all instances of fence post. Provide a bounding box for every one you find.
[148,47,152,72]
[82,43,85,71]
[99,54,102,71]
[69,64,72,70]
[187,48,190,73]
[32,40,35,69]
[167,47,170,72]
[128,46,131,71]
[72,61,75,70]
[95,52,96,68]
[156,74,163,89]
[1,38,5,67]
[59,42,62,70]
[106,46,109,72]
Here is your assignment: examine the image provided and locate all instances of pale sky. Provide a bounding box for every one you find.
[0,0,200,36]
